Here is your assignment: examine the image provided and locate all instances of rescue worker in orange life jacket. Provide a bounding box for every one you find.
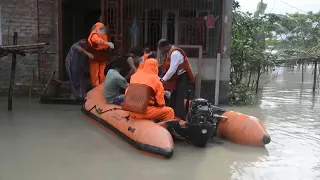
[157,39,195,120]
[87,22,115,87]
[124,58,175,121]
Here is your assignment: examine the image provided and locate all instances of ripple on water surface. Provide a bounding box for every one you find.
[230,66,320,180]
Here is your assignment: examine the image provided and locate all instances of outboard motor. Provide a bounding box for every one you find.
[185,98,219,147]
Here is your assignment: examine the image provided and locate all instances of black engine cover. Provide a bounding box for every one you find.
[185,98,219,147]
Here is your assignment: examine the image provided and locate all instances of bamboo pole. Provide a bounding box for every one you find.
[1,42,48,49]
[8,32,18,111]
[312,60,317,92]
[302,61,304,83]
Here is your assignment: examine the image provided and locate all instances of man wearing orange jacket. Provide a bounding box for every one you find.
[87,22,115,87]
[157,39,195,120]
[122,58,174,121]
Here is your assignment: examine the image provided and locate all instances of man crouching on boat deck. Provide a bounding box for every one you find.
[104,57,130,106]
[122,58,175,121]
[157,39,195,120]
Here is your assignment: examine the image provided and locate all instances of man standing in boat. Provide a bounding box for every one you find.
[157,39,195,120]
[87,21,115,87]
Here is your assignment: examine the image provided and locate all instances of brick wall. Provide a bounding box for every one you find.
[0,0,59,96]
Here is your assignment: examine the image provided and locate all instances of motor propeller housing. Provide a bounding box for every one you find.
[185,98,220,147]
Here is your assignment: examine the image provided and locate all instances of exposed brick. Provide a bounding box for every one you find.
[0,0,58,95]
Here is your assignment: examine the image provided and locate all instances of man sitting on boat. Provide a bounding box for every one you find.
[122,58,175,121]
[104,57,131,106]
[126,46,145,78]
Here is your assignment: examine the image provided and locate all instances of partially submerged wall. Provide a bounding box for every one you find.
[188,57,230,105]
[0,0,59,96]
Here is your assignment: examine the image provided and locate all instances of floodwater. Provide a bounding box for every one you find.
[0,66,320,180]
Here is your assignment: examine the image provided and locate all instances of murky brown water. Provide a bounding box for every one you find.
[1,66,320,180]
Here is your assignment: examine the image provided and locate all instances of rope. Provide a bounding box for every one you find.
[82,98,130,121]
[88,105,121,115]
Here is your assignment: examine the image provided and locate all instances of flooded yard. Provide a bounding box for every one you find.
[0,66,320,180]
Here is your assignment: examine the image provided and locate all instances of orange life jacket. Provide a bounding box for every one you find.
[122,83,156,114]
[124,58,165,113]
[137,53,151,71]
[162,47,195,90]
[87,22,110,61]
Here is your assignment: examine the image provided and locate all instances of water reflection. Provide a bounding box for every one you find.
[230,66,320,180]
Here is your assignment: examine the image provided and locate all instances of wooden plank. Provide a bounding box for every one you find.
[1,43,48,49]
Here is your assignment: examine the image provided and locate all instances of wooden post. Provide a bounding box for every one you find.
[29,68,35,100]
[255,62,261,94]
[215,53,221,105]
[312,60,317,92]
[302,61,304,83]
[196,46,203,98]
[8,32,18,111]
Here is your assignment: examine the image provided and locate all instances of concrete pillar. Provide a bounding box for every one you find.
[218,0,232,104]
[198,0,232,105]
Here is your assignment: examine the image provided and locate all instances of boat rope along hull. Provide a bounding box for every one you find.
[81,106,174,158]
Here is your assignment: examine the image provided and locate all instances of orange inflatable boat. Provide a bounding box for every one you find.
[216,110,271,146]
[82,84,174,158]
[82,84,271,159]
[176,98,271,147]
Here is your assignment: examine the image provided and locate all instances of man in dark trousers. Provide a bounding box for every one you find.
[157,39,195,120]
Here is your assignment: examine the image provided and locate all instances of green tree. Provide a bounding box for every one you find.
[266,12,320,60]
[230,0,278,105]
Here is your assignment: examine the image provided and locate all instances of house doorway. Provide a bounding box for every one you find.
[60,0,101,80]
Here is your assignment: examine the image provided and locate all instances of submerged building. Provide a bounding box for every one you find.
[0,0,232,104]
